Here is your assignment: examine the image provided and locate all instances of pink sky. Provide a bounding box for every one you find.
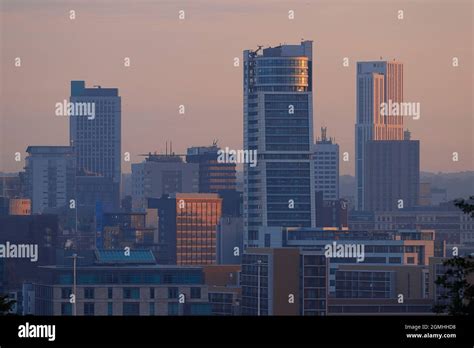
[1,0,472,175]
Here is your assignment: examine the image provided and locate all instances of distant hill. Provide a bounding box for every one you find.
[4,170,473,201]
[420,171,474,200]
[339,172,474,201]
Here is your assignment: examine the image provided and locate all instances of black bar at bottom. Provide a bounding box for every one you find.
[0,316,472,346]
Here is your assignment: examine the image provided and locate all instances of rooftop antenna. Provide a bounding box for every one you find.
[321,127,327,142]
[165,141,168,155]
[170,141,173,155]
[93,85,101,88]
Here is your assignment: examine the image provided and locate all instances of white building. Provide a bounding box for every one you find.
[243,41,316,247]
[25,146,75,214]
[314,127,339,201]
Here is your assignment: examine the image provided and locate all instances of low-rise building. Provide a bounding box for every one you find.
[26,249,212,316]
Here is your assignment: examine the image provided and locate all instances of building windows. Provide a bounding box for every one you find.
[108,287,113,299]
[190,303,212,315]
[264,234,271,247]
[61,287,72,299]
[150,288,155,299]
[190,287,201,299]
[123,287,140,299]
[107,302,113,316]
[84,302,95,316]
[168,302,179,315]
[123,303,140,315]
[149,303,155,316]
[61,303,72,315]
[168,287,179,299]
[84,287,94,299]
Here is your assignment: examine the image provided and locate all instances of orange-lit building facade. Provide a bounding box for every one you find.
[148,193,222,265]
[186,145,236,193]
[9,198,31,215]
[176,193,222,265]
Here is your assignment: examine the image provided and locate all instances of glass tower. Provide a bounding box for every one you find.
[69,81,121,207]
[243,41,316,248]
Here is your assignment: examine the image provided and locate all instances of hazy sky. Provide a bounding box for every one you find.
[1,0,472,175]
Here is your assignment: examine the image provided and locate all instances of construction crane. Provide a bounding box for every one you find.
[249,45,263,58]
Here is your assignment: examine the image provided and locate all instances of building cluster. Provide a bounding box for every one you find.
[0,41,472,316]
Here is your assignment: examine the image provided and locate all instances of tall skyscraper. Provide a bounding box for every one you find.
[186,145,237,193]
[243,41,316,248]
[314,127,339,201]
[69,81,121,205]
[355,61,404,210]
[25,146,76,214]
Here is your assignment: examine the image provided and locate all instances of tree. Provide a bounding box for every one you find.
[433,256,474,315]
[433,196,474,315]
[454,195,474,218]
[0,294,16,315]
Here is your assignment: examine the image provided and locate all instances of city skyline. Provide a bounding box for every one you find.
[1,0,472,176]
[0,2,473,343]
